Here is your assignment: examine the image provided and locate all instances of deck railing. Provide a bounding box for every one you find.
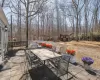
[8,41,27,47]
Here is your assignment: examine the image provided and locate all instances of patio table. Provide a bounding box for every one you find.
[30,48,61,64]
[30,48,84,80]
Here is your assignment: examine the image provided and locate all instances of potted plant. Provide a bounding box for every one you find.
[45,44,52,48]
[65,49,76,63]
[66,50,75,56]
[40,43,46,47]
[82,57,94,70]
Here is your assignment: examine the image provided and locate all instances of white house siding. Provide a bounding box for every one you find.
[0,26,1,47]
[0,7,9,62]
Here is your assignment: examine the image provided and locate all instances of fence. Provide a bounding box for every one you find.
[8,41,27,47]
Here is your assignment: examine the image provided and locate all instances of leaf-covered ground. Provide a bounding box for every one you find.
[58,41,100,70]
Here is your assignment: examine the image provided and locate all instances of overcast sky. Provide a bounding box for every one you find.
[1,0,100,27]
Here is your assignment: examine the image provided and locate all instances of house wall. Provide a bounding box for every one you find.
[0,26,1,45]
[0,7,9,62]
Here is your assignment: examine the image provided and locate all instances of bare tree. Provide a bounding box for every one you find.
[72,0,84,41]
[93,0,100,33]
[9,0,47,47]
[55,0,60,37]
[1,0,5,7]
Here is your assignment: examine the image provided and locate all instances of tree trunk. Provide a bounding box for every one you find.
[55,0,60,37]
[38,13,39,40]
[76,13,79,41]
[84,0,88,40]
[26,0,29,48]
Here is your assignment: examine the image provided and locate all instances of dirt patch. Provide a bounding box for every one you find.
[67,41,100,48]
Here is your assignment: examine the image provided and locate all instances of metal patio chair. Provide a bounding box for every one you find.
[96,70,100,80]
[48,56,71,79]
[49,57,80,80]
[25,50,42,68]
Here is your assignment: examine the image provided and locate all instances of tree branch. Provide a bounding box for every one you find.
[72,0,78,10]
[20,0,26,8]
[28,0,47,17]
[1,0,5,7]
[29,0,37,4]
[9,5,25,17]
